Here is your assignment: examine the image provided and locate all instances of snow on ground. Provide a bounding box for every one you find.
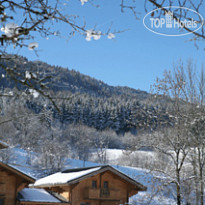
[114,165,177,205]
[90,148,156,166]
[105,149,155,161]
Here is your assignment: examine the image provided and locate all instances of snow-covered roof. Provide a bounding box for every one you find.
[33,165,147,191]
[17,188,69,204]
[34,166,101,187]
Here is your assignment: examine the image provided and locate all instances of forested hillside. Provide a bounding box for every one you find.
[0,55,148,97]
[0,55,168,134]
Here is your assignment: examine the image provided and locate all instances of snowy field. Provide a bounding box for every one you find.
[90,148,156,167]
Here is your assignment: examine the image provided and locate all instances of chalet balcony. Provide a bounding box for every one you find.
[84,188,121,200]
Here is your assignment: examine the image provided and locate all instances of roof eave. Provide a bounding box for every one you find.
[0,162,35,183]
[33,166,147,192]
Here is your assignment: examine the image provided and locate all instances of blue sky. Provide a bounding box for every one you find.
[8,0,205,92]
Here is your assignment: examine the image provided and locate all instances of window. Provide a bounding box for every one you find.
[81,203,90,205]
[92,180,97,189]
[0,199,4,205]
[104,181,108,188]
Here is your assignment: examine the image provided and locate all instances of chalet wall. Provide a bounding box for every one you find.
[69,171,131,205]
[0,170,17,205]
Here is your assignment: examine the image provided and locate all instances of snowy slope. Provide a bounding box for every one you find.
[90,148,156,167]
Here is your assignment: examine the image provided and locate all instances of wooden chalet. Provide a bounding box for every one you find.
[32,165,147,205]
[0,161,69,205]
[0,161,35,205]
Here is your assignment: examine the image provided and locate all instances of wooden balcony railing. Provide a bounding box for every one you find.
[100,188,110,197]
[84,188,120,200]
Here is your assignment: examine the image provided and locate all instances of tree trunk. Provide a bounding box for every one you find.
[193,149,199,205]
[200,167,204,205]
[176,151,181,205]
[198,148,204,205]
[176,183,181,205]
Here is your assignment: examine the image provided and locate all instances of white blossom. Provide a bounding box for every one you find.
[108,33,115,39]
[2,74,5,78]
[28,42,39,50]
[85,35,92,41]
[85,30,101,41]
[85,29,93,41]
[80,0,88,5]
[25,71,31,79]
[93,31,101,40]
[1,23,18,37]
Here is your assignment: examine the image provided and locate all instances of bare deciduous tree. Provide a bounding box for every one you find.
[148,60,205,205]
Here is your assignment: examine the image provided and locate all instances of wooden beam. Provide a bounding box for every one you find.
[17,182,27,193]
[100,173,102,189]
[126,189,129,202]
